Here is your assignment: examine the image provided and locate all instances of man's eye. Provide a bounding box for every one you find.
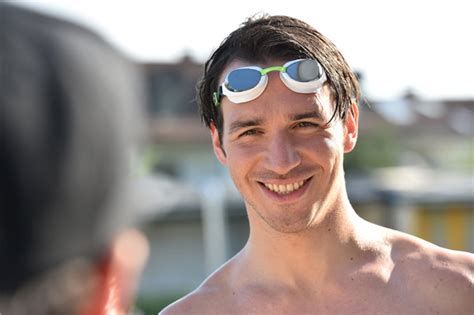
[239,129,260,137]
[295,121,318,128]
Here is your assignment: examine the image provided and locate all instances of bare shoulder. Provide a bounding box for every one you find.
[387,229,473,312]
[159,285,224,315]
[159,261,236,315]
[388,229,473,280]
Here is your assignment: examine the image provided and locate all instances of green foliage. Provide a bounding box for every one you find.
[344,129,401,172]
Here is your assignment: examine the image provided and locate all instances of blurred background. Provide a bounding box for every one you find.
[11,0,474,312]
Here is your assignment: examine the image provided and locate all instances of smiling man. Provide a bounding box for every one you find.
[161,15,474,314]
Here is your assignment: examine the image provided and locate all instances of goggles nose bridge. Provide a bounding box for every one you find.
[260,65,286,76]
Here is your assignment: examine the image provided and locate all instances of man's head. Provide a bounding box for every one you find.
[0,4,148,314]
[198,14,361,143]
[199,15,361,234]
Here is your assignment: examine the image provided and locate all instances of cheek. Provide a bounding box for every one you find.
[297,133,343,166]
[224,138,265,160]
[223,142,267,189]
[225,152,254,194]
[224,144,257,173]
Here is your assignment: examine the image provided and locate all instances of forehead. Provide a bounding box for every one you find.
[220,80,332,129]
[217,57,338,131]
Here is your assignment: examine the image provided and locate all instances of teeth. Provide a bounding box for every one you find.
[264,180,306,195]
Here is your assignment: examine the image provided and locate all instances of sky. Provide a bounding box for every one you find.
[11,0,474,101]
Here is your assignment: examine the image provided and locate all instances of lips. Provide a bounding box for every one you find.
[257,176,312,203]
[263,180,306,195]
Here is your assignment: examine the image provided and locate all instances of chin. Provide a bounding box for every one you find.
[249,200,318,234]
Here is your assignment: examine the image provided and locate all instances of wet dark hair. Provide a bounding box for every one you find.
[198,14,361,142]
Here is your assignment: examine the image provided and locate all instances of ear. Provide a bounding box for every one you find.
[343,101,359,153]
[210,123,228,165]
[78,229,149,315]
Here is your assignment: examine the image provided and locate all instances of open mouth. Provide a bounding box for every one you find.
[260,178,311,195]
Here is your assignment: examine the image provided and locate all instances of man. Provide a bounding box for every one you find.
[162,15,473,314]
[0,4,149,314]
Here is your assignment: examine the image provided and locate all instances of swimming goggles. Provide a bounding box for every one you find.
[213,59,327,106]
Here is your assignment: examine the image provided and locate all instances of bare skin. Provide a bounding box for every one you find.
[162,221,473,314]
[161,59,474,315]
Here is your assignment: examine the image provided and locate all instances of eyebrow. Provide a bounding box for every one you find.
[228,118,263,135]
[290,111,323,121]
[228,111,324,134]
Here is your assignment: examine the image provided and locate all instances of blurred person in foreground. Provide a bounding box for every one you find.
[162,14,474,314]
[0,4,149,315]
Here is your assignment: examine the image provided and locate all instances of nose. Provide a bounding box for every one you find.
[263,131,301,175]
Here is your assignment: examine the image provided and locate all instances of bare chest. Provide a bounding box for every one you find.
[219,285,434,315]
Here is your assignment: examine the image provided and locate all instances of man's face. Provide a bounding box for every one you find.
[211,58,358,233]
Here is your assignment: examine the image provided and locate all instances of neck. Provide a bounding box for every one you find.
[238,193,371,289]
